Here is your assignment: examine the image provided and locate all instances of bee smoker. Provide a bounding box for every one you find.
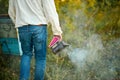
[49,36,69,54]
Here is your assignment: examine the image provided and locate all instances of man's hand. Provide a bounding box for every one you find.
[48,35,62,48]
[54,35,62,41]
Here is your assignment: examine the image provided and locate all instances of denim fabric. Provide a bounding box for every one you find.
[18,25,47,80]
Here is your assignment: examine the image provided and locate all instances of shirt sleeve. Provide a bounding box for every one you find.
[42,0,63,35]
[8,0,16,24]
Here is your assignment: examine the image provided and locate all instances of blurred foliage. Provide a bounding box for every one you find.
[0,0,120,80]
[0,0,8,14]
[54,0,120,40]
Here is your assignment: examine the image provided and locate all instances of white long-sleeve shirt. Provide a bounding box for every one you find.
[8,0,62,35]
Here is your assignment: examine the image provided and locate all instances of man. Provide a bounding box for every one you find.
[8,0,62,80]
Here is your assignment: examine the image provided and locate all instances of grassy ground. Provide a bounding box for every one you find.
[0,28,119,80]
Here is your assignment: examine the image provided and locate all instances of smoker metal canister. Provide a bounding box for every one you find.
[51,41,69,54]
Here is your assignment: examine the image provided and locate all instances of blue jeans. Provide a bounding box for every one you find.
[18,25,47,80]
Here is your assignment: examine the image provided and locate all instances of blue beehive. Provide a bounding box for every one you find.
[0,14,21,55]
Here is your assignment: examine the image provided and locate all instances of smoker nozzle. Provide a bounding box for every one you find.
[51,41,69,54]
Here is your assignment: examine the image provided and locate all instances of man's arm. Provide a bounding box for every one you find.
[42,0,63,37]
[8,0,16,24]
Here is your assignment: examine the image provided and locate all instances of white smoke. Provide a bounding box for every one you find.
[60,9,119,79]
[66,34,104,68]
